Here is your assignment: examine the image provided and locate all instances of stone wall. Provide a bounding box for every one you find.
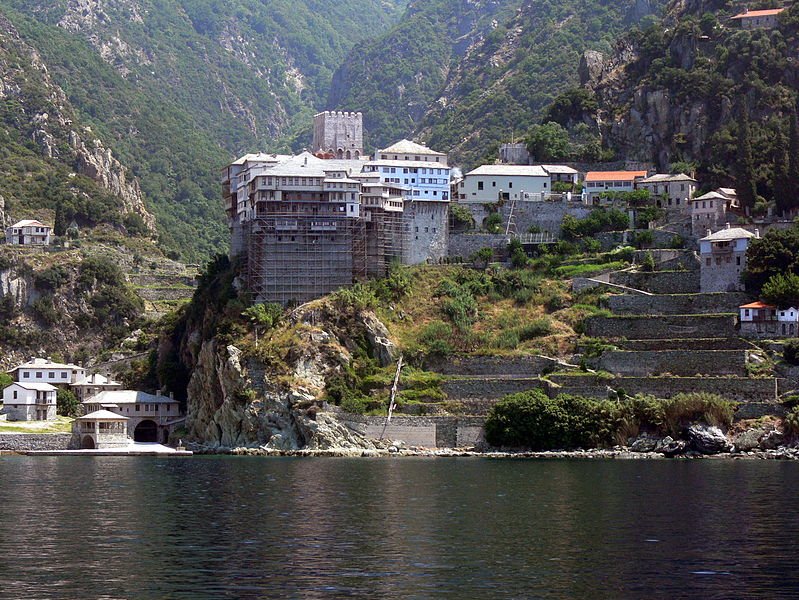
[547,375,779,403]
[447,233,508,260]
[135,287,195,301]
[609,270,700,294]
[0,433,72,451]
[585,314,737,339]
[442,377,547,401]
[616,338,751,351]
[344,415,486,448]
[425,355,566,376]
[458,200,591,237]
[605,292,751,315]
[595,229,682,251]
[595,350,747,377]
[734,403,788,421]
[404,201,448,264]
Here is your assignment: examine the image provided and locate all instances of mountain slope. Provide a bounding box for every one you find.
[581,0,799,198]
[0,0,406,261]
[332,0,665,165]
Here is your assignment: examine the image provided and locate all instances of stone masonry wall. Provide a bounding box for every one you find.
[547,375,778,403]
[616,338,751,351]
[448,234,508,260]
[605,292,751,315]
[425,355,565,376]
[442,377,547,401]
[344,415,486,448]
[404,201,448,264]
[459,200,591,237]
[585,315,737,339]
[0,433,72,451]
[609,270,700,294]
[596,350,747,377]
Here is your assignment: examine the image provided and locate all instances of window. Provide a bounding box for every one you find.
[48,372,54,378]
[36,372,42,379]
[13,391,17,399]
[22,371,29,379]
[478,181,484,191]
[745,309,750,317]
[508,182,513,189]
[61,372,67,379]
[736,256,741,266]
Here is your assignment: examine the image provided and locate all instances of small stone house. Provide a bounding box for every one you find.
[699,224,757,292]
[637,173,697,213]
[71,373,123,402]
[4,220,51,246]
[731,7,785,29]
[1,382,57,421]
[691,191,729,236]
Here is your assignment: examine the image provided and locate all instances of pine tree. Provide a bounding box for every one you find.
[736,98,758,214]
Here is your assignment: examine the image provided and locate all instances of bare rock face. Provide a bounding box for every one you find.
[687,424,731,455]
[0,195,5,228]
[579,50,605,87]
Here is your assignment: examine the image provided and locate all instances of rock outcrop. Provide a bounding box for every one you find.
[687,424,731,455]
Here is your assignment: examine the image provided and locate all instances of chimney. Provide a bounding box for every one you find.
[755,228,760,238]
[706,229,712,237]
[169,392,174,400]
[725,223,731,229]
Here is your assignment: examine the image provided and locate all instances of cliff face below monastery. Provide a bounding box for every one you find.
[166,273,399,451]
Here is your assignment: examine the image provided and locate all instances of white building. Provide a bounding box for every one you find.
[8,358,86,386]
[82,390,184,444]
[2,382,57,421]
[541,165,579,187]
[731,7,785,29]
[5,220,51,246]
[75,410,130,449]
[699,224,757,292]
[72,373,124,402]
[739,301,799,338]
[584,171,648,204]
[637,173,697,212]
[366,139,451,264]
[459,165,551,203]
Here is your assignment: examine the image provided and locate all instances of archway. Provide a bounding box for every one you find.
[346,150,352,159]
[134,420,158,443]
[81,435,95,449]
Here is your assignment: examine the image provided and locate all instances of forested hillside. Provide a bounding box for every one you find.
[0,0,406,261]
[571,0,799,213]
[332,0,665,166]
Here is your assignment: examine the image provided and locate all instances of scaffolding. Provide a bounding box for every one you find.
[363,205,406,278]
[246,210,367,305]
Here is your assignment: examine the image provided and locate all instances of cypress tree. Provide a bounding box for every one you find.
[736,98,758,214]
[53,203,66,237]
[788,109,799,211]
[774,140,791,216]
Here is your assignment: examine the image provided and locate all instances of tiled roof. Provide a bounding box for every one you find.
[639,173,697,184]
[466,165,548,177]
[731,8,785,19]
[700,227,756,242]
[584,171,647,182]
[378,139,445,156]
[740,301,776,309]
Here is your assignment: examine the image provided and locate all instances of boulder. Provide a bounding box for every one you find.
[759,429,786,451]
[661,439,688,457]
[687,424,731,455]
[629,433,661,453]
[732,428,765,452]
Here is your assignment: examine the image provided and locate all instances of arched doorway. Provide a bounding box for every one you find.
[134,420,158,443]
[81,436,95,449]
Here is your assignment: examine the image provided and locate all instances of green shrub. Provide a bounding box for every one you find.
[32,295,59,325]
[484,213,503,233]
[518,318,552,340]
[56,388,80,417]
[34,265,69,291]
[784,406,799,436]
[485,390,572,449]
[662,393,736,435]
[418,321,455,356]
[641,251,656,272]
[492,329,520,350]
[79,256,124,289]
[784,339,799,365]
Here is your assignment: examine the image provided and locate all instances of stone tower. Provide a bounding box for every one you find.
[312,111,364,159]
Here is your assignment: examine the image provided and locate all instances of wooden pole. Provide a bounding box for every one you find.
[380,355,403,440]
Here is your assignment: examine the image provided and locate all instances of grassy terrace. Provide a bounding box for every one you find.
[0,415,74,434]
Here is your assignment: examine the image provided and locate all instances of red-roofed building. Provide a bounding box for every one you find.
[731,7,785,29]
[739,301,799,337]
[584,171,648,204]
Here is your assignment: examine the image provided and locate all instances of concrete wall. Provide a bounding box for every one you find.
[585,314,737,339]
[547,375,779,403]
[605,292,751,315]
[0,433,72,451]
[595,350,748,377]
[609,270,700,294]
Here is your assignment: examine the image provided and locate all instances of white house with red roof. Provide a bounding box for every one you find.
[739,301,799,337]
[5,220,51,245]
[731,7,786,29]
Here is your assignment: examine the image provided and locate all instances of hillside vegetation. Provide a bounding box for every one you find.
[0,0,406,261]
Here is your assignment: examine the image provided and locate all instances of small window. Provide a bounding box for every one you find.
[36,372,42,379]
[13,391,17,399]
[61,372,67,379]
[478,181,484,191]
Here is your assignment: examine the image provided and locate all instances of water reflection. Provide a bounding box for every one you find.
[0,457,797,599]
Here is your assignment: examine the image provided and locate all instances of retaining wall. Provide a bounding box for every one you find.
[425,355,566,377]
[0,433,73,452]
[135,287,195,301]
[441,377,547,401]
[344,415,486,448]
[605,292,751,315]
[615,338,751,351]
[458,201,591,239]
[447,234,509,260]
[546,375,779,403]
[609,270,700,294]
[585,314,737,339]
[595,350,747,377]
[734,402,788,421]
